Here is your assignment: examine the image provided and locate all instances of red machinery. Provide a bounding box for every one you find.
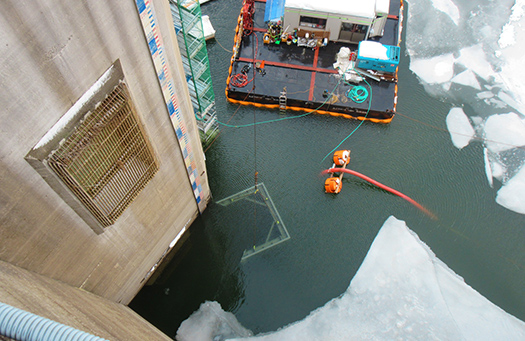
[242,0,255,36]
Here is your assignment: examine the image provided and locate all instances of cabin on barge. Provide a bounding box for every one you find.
[226,0,404,123]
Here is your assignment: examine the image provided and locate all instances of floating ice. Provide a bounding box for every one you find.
[451,69,481,90]
[406,0,525,213]
[497,91,525,116]
[176,301,253,341]
[176,217,525,341]
[498,0,525,49]
[496,165,525,214]
[455,44,495,81]
[483,113,525,153]
[446,107,475,149]
[496,1,525,115]
[484,148,493,188]
[477,91,494,100]
[431,0,460,25]
[490,156,506,183]
[409,53,455,84]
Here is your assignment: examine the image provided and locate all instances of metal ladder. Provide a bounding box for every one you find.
[279,87,287,113]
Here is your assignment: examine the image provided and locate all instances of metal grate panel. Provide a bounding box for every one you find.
[47,83,158,227]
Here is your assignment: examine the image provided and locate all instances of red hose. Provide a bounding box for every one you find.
[322,168,437,219]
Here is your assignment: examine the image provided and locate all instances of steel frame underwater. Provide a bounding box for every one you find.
[216,182,290,261]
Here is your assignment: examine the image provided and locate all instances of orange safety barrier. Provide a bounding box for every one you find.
[223,94,394,123]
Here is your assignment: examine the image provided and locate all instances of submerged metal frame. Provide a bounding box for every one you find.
[216,182,290,261]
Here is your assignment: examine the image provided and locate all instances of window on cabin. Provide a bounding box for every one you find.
[339,22,369,42]
[299,16,327,29]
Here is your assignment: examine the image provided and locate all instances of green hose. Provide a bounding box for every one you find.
[346,85,368,103]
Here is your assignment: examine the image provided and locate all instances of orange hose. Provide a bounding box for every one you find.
[322,168,437,219]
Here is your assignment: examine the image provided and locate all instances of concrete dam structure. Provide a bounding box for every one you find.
[0,0,210,338]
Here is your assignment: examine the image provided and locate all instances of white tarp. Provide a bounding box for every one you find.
[285,0,378,19]
[359,41,389,59]
[375,0,391,16]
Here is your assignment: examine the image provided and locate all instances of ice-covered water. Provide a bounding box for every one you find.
[133,0,525,338]
[407,0,525,214]
[176,217,525,340]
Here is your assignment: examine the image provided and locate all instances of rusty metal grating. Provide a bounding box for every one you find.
[47,83,158,227]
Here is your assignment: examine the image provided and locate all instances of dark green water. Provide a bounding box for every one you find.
[130,0,524,337]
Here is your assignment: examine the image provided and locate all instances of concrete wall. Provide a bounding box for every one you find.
[0,261,172,340]
[0,0,210,305]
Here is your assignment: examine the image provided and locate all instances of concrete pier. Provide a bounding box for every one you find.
[0,0,210,332]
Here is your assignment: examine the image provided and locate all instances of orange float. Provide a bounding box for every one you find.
[333,150,350,166]
[324,150,350,194]
[324,177,342,194]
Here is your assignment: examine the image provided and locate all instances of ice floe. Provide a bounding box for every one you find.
[496,165,525,214]
[406,0,525,214]
[431,0,460,25]
[176,217,525,340]
[446,107,475,149]
[483,113,525,153]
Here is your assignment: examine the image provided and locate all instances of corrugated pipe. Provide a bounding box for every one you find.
[0,302,108,341]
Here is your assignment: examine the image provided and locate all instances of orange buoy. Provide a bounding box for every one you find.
[324,177,342,193]
[333,150,351,166]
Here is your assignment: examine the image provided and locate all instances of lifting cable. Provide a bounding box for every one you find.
[219,75,345,128]
[249,24,259,251]
[203,74,346,151]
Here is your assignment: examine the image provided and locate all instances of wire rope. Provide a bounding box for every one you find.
[250,28,258,250]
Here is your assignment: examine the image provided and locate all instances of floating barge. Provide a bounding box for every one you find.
[226,0,404,123]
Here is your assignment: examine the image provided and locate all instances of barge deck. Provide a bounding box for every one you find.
[226,0,404,123]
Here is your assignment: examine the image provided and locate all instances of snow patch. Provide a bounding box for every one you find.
[34,65,114,149]
[431,0,460,25]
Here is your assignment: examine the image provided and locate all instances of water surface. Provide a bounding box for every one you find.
[130,0,524,337]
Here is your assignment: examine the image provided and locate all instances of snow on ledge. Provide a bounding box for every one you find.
[34,65,115,149]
